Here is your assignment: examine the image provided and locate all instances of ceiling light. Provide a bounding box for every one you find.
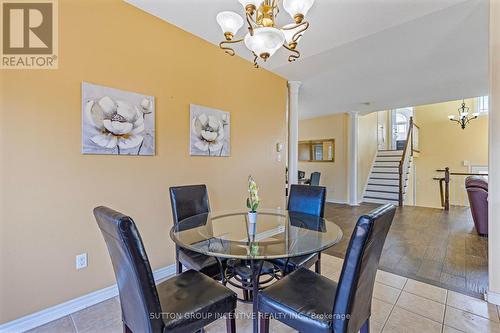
[216,0,315,67]
[244,27,285,60]
[283,0,315,23]
[216,11,244,39]
[448,100,478,129]
[238,0,264,13]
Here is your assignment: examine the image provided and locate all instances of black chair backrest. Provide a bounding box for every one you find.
[169,185,210,224]
[310,172,321,186]
[93,206,163,333]
[332,204,396,333]
[288,184,326,218]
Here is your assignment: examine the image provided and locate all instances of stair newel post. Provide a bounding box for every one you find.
[444,167,450,211]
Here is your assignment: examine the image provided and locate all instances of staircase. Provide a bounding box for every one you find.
[363,150,413,205]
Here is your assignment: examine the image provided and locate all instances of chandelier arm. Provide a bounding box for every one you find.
[273,0,280,18]
[292,21,309,42]
[252,52,260,68]
[280,21,310,42]
[283,43,300,62]
[281,20,308,31]
[246,12,256,36]
[219,38,244,56]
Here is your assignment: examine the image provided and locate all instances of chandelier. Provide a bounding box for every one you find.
[448,100,479,129]
[216,0,315,68]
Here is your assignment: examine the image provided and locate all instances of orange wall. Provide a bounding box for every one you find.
[413,98,488,208]
[0,0,287,322]
[298,112,378,203]
[298,114,348,202]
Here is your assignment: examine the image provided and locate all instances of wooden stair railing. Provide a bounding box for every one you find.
[435,168,488,210]
[398,117,413,207]
[398,117,419,206]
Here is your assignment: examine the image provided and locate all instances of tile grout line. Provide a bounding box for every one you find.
[445,303,500,325]
[391,292,444,327]
[497,303,500,323]
[69,314,79,333]
[380,277,408,332]
[441,289,449,333]
[375,279,406,290]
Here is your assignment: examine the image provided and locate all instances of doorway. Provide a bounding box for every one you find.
[390,107,413,150]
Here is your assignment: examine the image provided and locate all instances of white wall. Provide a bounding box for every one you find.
[488,0,500,305]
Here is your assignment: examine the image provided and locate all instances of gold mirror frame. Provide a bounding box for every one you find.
[298,139,335,162]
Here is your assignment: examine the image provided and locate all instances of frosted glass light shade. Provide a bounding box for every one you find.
[244,27,285,59]
[238,0,263,9]
[281,23,305,44]
[283,0,315,19]
[216,11,244,36]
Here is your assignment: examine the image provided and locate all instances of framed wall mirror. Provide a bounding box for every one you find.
[298,139,335,162]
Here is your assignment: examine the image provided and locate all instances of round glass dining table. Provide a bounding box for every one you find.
[170,209,343,333]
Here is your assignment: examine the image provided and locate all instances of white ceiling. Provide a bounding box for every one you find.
[125,0,489,119]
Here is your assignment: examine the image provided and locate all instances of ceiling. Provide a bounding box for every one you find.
[125,0,489,119]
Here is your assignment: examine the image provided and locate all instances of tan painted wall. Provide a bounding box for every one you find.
[413,98,488,208]
[0,0,287,323]
[358,112,379,199]
[298,114,348,202]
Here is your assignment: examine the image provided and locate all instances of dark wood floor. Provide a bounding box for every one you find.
[324,203,488,298]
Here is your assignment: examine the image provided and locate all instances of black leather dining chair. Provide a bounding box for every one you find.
[268,184,326,275]
[169,185,222,279]
[258,204,396,333]
[93,206,237,333]
[310,172,321,186]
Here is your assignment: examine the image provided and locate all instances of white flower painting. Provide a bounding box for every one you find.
[190,104,230,157]
[82,82,155,155]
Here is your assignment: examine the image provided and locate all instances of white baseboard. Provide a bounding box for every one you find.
[485,290,500,305]
[0,264,176,333]
[326,199,348,204]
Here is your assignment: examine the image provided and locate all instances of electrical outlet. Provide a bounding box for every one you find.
[76,253,88,270]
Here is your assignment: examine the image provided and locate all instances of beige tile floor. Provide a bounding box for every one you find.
[26,255,500,333]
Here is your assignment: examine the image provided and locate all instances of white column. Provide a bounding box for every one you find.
[288,81,301,186]
[348,111,359,206]
[487,0,500,305]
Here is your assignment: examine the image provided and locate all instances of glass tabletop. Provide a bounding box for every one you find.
[170,209,343,260]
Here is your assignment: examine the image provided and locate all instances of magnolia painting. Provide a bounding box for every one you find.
[190,104,230,157]
[82,82,155,155]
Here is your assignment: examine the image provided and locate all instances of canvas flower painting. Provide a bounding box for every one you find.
[190,104,230,157]
[82,82,155,155]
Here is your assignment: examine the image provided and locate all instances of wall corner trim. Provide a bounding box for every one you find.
[0,264,176,333]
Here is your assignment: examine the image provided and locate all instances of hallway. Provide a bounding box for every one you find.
[324,203,488,298]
